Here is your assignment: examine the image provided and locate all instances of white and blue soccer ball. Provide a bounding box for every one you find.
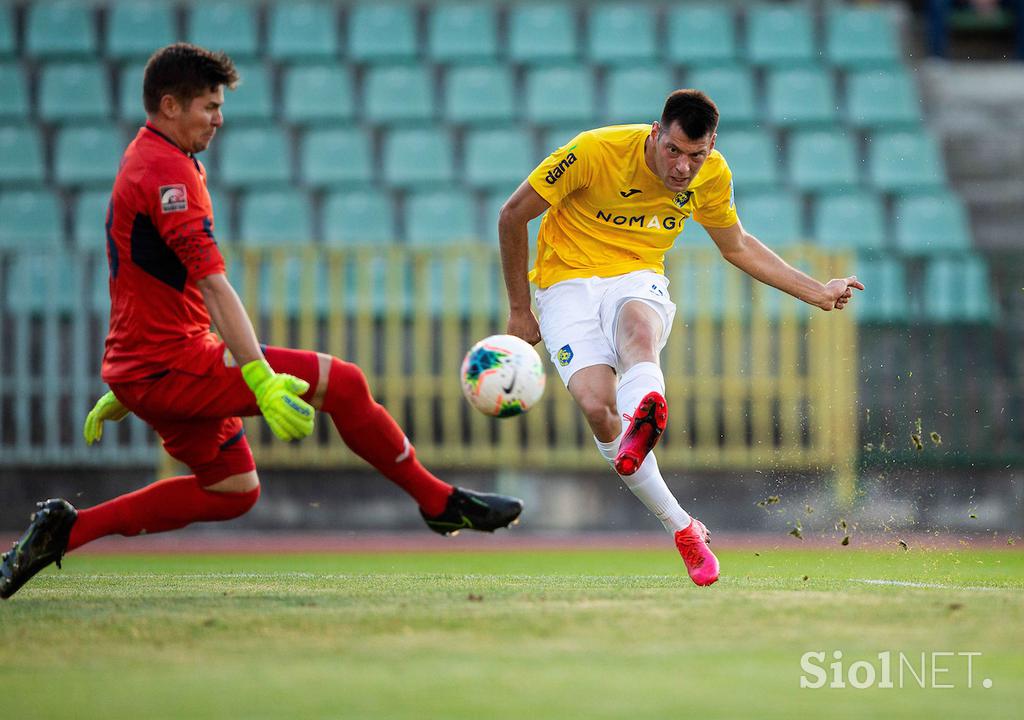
[460,334,546,418]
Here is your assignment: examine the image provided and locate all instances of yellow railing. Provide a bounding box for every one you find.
[221,243,857,495]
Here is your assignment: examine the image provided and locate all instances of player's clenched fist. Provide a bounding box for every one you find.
[241,359,315,441]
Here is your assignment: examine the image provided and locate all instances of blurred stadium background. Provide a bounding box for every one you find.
[1,0,1022,540]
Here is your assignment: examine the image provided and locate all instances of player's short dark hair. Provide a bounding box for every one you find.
[143,43,239,114]
[660,89,720,140]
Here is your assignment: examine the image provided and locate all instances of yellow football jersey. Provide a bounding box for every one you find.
[526,124,738,288]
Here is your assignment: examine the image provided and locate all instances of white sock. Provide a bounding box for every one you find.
[616,361,665,429]
[594,435,692,533]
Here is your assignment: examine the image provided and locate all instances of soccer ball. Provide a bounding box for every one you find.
[460,334,546,418]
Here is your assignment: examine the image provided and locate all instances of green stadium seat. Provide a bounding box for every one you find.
[541,127,581,154]
[423,256,503,317]
[405,189,477,245]
[826,6,901,68]
[525,65,596,126]
[464,127,536,189]
[427,4,498,63]
[444,64,515,125]
[55,126,124,187]
[207,187,235,243]
[364,64,435,124]
[483,188,541,247]
[746,4,815,66]
[301,127,373,187]
[118,65,147,123]
[673,257,738,321]
[282,65,354,124]
[72,191,110,248]
[923,253,994,323]
[238,190,312,246]
[735,191,802,247]
[894,193,971,254]
[667,5,737,66]
[0,190,64,248]
[605,66,672,124]
[25,2,96,58]
[38,62,110,122]
[228,62,272,122]
[383,127,453,188]
[869,131,946,192]
[766,66,837,127]
[812,191,886,253]
[0,125,45,185]
[268,3,338,61]
[788,129,858,191]
[6,250,80,314]
[686,66,757,127]
[347,5,417,62]
[229,254,329,315]
[92,252,111,313]
[219,126,292,187]
[107,1,176,60]
[508,5,578,64]
[716,128,778,190]
[187,2,258,58]
[846,69,922,128]
[334,251,411,316]
[852,255,906,323]
[0,62,28,120]
[323,190,397,246]
[587,4,656,63]
[0,6,16,56]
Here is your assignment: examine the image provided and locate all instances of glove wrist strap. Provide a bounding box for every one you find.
[241,358,273,396]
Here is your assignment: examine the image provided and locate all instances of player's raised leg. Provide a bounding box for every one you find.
[612,301,669,475]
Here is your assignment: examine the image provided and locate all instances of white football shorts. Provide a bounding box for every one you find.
[534,270,676,386]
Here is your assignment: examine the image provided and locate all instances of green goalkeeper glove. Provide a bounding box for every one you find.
[241,359,315,442]
[83,390,130,445]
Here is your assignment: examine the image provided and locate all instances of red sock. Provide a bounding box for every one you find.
[321,358,452,515]
[67,476,259,552]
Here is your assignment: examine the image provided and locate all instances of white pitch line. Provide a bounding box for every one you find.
[850,578,1008,592]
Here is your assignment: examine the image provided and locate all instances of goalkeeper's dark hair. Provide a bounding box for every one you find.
[660,89,719,140]
[143,43,239,114]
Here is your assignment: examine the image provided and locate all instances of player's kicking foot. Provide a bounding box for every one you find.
[674,518,719,587]
[421,487,524,536]
[0,499,78,600]
[614,390,668,476]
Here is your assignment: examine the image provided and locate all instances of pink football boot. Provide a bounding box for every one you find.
[674,518,720,587]
[614,391,668,476]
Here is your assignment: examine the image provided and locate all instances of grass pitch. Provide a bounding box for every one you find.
[1,546,1021,719]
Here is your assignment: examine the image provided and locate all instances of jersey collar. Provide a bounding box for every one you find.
[144,123,193,158]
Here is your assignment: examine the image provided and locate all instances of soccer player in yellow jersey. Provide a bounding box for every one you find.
[498,90,863,586]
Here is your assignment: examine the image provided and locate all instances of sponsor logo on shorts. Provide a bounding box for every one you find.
[673,191,693,209]
[557,345,574,367]
[545,146,578,185]
[159,184,188,213]
[649,283,665,297]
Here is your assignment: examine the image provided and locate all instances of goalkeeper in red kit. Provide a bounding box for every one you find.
[1,44,521,600]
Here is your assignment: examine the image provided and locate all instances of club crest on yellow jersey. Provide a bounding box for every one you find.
[673,191,693,209]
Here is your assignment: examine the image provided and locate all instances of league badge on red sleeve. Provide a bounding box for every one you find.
[159,184,188,213]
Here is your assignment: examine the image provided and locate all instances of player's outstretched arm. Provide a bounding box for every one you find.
[197,273,315,441]
[704,220,864,311]
[83,390,130,445]
[497,181,550,345]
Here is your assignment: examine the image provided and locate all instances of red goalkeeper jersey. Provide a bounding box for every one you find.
[101,124,227,383]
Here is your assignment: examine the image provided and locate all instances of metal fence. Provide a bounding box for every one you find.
[1,244,859,491]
